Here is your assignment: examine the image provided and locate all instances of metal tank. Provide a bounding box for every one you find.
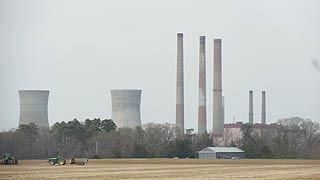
[111,89,142,128]
[19,90,50,129]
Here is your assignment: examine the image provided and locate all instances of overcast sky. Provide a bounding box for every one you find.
[0,0,319,131]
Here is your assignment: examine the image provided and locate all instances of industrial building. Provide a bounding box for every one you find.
[19,90,50,129]
[198,147,245,159]
[111,89,142,129]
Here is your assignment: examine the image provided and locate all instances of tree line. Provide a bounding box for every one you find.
[0,119,211,159]
[0,117,319,159]
[239,117,320,159]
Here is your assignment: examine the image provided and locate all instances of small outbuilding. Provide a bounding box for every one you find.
[198,147,245,159]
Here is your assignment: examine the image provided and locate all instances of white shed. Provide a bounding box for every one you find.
[198,147,245,159]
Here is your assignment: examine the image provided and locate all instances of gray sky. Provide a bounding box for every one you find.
[1,0,319,131]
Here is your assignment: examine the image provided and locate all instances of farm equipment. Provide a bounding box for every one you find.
[48,156,66,165]
[1,154,18,165]
[69,158,88,165]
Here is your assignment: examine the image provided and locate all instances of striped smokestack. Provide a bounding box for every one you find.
[198,36,207,134]
[261,91,266,124]
[176,33,184,135]
[249,90,253,124]
[212,39,223,136]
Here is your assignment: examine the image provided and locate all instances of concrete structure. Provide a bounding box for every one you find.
[222,96,225,125]
[224,122,243,145]
[111,89,142,128]
[261,91,266,124]
[19,90,50,129]
[249,90,253,124]
[213,39,224,136]
[198,147,245,159]
[176,33,184,134]
[198,36,207,134]
[224,122,278,145]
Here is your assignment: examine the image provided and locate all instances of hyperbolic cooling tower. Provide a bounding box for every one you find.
[249,90,253,124]
[19,90,50,129]
[198,36,207,134]
[261,91,266,124]
[212,39,224,136]
[111,89,142,128]
[176,33,184,134]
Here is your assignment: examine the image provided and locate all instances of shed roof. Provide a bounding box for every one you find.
[199,147,244,153]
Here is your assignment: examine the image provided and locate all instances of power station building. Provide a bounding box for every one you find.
[111,89,142,129]
[19,90,50,129]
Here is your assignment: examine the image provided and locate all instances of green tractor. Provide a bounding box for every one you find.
[1,154,18,165]
[48,156,66,165]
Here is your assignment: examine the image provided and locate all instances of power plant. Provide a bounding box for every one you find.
[261,91,266,124]
[19,90,50,129]
[176,33,185,134]
[198,36,207,134]
[212,39,224,136]
[249,90,253,124]
[14,34,270,138]
[111,89,142,129]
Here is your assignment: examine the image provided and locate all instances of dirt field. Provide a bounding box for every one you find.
[1,159,320,180]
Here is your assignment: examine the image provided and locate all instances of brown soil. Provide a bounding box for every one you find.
[1,159,320,180]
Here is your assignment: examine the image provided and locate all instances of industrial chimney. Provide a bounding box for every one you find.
[261,91,266,124]
[111,89,142,129]
[198,36,207,134]
[212,39,223,136]
[249,90,253,124]
[222,96,225,125]
[176,33,184,135]
[19,90,50,129]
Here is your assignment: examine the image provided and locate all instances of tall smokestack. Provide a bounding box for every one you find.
[213,39,223,136]
[249,90,253,124]
[198,36,207,134]
[261,91,266,124]
[222,96,225,124]
[176,33,184,134]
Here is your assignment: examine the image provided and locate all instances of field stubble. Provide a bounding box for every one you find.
[1,159,320,180]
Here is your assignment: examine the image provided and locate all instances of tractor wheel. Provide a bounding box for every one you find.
[14,159,18,165]
[49,160,55,165]
[58,159,66,165]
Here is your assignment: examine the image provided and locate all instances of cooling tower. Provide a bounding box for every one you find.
[261,91,266,124]
[176,33,184,134]
[198,36,207,134]
[249,90,253,124]
[19,90,50,129]
[111,89,142,128]
[212,39,224,136]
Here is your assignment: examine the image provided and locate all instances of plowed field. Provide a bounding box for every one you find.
[1,159,320,180]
